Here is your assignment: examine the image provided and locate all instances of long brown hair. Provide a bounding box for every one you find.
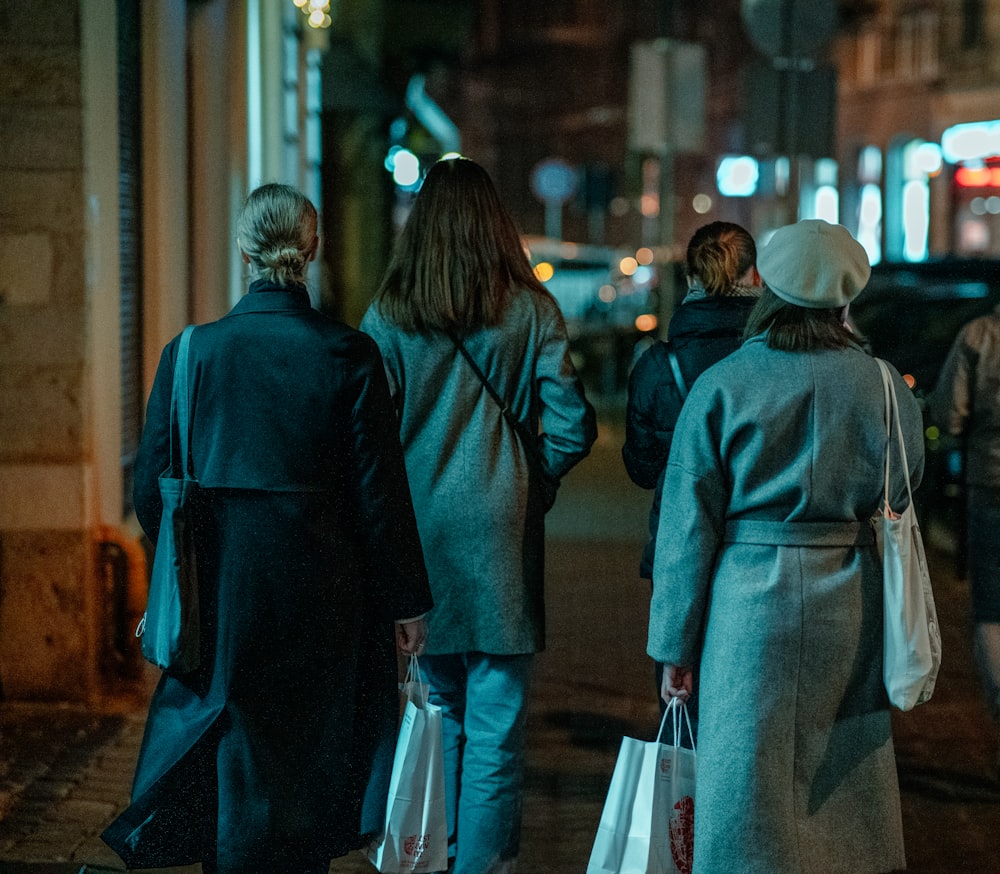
[742,287,859,351]
[686,221,757,296]
[374,157,550,332]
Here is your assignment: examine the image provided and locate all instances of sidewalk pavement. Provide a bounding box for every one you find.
[3,424,1000,872]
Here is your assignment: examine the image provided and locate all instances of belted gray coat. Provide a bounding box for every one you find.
[362,287,596,655]
[648,336,924,874]
[102,281,432,871]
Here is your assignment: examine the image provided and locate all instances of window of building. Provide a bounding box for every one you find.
[857,27,880,86]
[962,0,984,49]
[857,145,883,264]
[900,139,942,261]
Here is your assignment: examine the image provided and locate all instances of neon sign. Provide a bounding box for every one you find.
[941,121,1000,164]
[955,165,1000,188]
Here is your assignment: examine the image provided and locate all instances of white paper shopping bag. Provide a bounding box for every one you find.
[368,655,448,873]
[587,698,696,874]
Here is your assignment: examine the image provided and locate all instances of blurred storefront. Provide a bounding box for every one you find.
[834,1,1000,262]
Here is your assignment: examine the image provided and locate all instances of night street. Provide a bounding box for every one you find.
[5,2,1000,872]
[2,418,1000,872]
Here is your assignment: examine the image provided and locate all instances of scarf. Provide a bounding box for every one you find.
[682,283,762,304]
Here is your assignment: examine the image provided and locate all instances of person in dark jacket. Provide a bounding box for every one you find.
[362,157,596,874]
[623,221,762,577]
[622,222,761,711]
[930,303,1000,773]
[101,183,433,874]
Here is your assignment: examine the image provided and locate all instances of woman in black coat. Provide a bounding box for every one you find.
[102,184,433,874]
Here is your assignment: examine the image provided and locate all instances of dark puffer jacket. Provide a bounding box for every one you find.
[623,293,758,578]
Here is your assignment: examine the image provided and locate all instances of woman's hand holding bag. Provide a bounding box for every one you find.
[587,697,696,874]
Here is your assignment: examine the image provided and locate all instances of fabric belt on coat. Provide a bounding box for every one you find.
[724,519,874,547]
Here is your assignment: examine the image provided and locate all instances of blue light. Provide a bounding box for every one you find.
[384,145,402,173]
[393,149,421,188]
[716,156,759,197]
[941,120,1000,164]
[385,146,422,191]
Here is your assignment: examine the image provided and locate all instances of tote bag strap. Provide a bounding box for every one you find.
[875,358,914,515]
[655,697,696,752]
[171,326,196,479]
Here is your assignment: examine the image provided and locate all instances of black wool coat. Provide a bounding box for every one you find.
[102,281,433,870]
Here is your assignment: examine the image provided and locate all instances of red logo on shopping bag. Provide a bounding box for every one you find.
[403,834,430,857]
[669,795,694,874]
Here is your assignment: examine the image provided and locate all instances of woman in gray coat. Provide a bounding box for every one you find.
[649,220,924,873]
[362,157,596,874]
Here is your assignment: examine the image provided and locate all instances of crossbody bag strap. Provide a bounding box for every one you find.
[446,329,544,472]
[173,325,196,479]
[666,345,689,401]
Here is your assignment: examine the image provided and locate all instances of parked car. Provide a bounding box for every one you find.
[852,258,1000,396]
[851,258,1000,557]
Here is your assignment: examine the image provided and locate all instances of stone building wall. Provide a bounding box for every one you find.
[0,2,97,700]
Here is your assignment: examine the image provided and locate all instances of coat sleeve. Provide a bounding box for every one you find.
[622,342,682,489]
[347,337,434,623]
[929,326,974,440]
[133,338,181,544]
[534,306,597,483]
[647,381,727,668]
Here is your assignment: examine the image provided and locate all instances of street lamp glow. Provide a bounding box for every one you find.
[533,262,555,282]
[391,149,421,188]
[291,0,333,29]
[635,313,658,332]
[716,156,759,197]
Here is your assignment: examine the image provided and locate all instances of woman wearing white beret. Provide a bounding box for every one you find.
[648,219,924,873]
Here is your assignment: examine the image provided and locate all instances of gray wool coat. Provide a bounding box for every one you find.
[648,335,924,874]
[362,288,597,655]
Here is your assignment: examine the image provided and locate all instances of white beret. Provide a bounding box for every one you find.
[758,219,871,309]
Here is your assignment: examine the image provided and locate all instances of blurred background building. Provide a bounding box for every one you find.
[2,0,1000,703]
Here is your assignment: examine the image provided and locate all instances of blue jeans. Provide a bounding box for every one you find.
[419,652,534,874]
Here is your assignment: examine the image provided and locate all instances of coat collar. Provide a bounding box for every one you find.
[229,279,313,315]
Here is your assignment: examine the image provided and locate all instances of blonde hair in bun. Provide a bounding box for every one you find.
[237,183,318,286]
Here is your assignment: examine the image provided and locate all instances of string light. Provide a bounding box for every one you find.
[292,0,333,29]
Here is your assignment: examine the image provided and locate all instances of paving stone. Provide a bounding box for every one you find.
[45,802,115,828]
[62,787,122,807]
